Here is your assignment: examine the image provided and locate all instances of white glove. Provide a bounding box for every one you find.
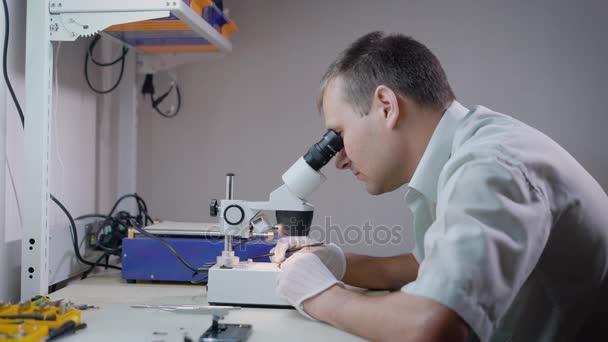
[271,237,346,280]
[275,252,344,320]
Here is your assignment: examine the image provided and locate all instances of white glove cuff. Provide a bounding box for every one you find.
[328,243,347,280]
[276,253,344,321]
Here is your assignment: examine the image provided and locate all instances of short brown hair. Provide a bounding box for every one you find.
[319,32,455,116]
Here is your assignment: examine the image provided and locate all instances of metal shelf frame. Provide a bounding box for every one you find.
[49,0,232,53]
[21,0,231,300]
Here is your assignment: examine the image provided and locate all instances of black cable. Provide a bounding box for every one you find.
[191,272,208,284]
[126,217,210,276]
[75,193,152,253]
[152,83,181,118]
[84,35,128,94]
[142,73,181,118]
[134,196,153,225]
[2,0,24,127]
[95,242,120,253]
[75,213,114,221]
[88,35,127,67]
[84,52,126,94]
[232,238,250,250]
[107,193,149,218]
[80,252,108,280]
[50,194,122,271]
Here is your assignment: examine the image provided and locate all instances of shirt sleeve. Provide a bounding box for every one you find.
[401,155,552,342]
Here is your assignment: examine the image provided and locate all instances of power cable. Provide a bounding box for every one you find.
[50,194,122,271]
[141,73,181,118]
[125,217,211,277]
[2,0,24,127]
[84,34,128,94]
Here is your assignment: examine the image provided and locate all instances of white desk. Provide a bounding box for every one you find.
[49,270,365,341]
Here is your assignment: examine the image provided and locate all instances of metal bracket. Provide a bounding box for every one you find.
[136,52,226,74]
[50,11,167,41]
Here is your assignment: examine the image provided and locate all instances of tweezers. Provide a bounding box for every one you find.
[249,242,325,260]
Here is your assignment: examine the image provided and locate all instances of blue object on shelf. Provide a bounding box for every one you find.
[121,237,275,283]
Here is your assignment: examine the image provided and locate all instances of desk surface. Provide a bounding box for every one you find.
[49,270,365,342]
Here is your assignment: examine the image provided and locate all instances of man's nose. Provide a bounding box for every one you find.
[335,149,351,170]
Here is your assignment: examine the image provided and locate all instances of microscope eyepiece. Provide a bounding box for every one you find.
[303,130,344,171]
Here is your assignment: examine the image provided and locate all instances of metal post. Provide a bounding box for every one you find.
[0,10,7,299]
[22,0,53,300]
[225,173,234,200]
[224,173,234,252]
[115,47,137,213]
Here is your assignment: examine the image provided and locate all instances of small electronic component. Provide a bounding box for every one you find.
[199,315,251,342]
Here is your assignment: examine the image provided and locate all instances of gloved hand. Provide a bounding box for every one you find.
[271,237,346,280]
[275,252,344,320]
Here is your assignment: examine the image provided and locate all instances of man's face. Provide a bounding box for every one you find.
[322,78,399,195]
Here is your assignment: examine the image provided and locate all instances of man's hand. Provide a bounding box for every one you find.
[275,252,344,320]
[271,237,346,280]
[274,247,470,341]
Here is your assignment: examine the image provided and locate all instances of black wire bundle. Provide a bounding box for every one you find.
[141,73,182,118]
[84,34,129,94]
[74,193,152,279]
[50,193,157,280]
[2,0,24,127]
[50,195,123,274]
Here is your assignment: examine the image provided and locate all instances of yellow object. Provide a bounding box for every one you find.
[104,0,237,53]
[0,324,48,342]
[0,296,83,341]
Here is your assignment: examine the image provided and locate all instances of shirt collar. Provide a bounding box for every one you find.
[405,101,470,203]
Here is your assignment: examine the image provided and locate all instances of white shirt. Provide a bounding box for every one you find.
[401,101,608,341]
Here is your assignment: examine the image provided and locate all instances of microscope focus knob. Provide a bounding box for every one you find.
[210,199,219,217]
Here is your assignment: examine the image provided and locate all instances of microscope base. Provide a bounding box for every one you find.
[207,262,290,307]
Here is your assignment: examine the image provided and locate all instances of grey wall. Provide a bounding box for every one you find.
[138,0,608,256]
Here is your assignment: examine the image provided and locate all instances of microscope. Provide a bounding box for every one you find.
[207,130,343,307]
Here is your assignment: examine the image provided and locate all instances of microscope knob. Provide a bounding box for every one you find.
[210,199,219,217]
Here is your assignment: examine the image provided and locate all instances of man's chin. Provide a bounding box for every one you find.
[365,183,384,196]
[365,181,404,195]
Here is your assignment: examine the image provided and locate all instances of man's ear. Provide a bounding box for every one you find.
[373,85,400,129]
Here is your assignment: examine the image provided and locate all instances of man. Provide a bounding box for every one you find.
[273,31,608,341]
